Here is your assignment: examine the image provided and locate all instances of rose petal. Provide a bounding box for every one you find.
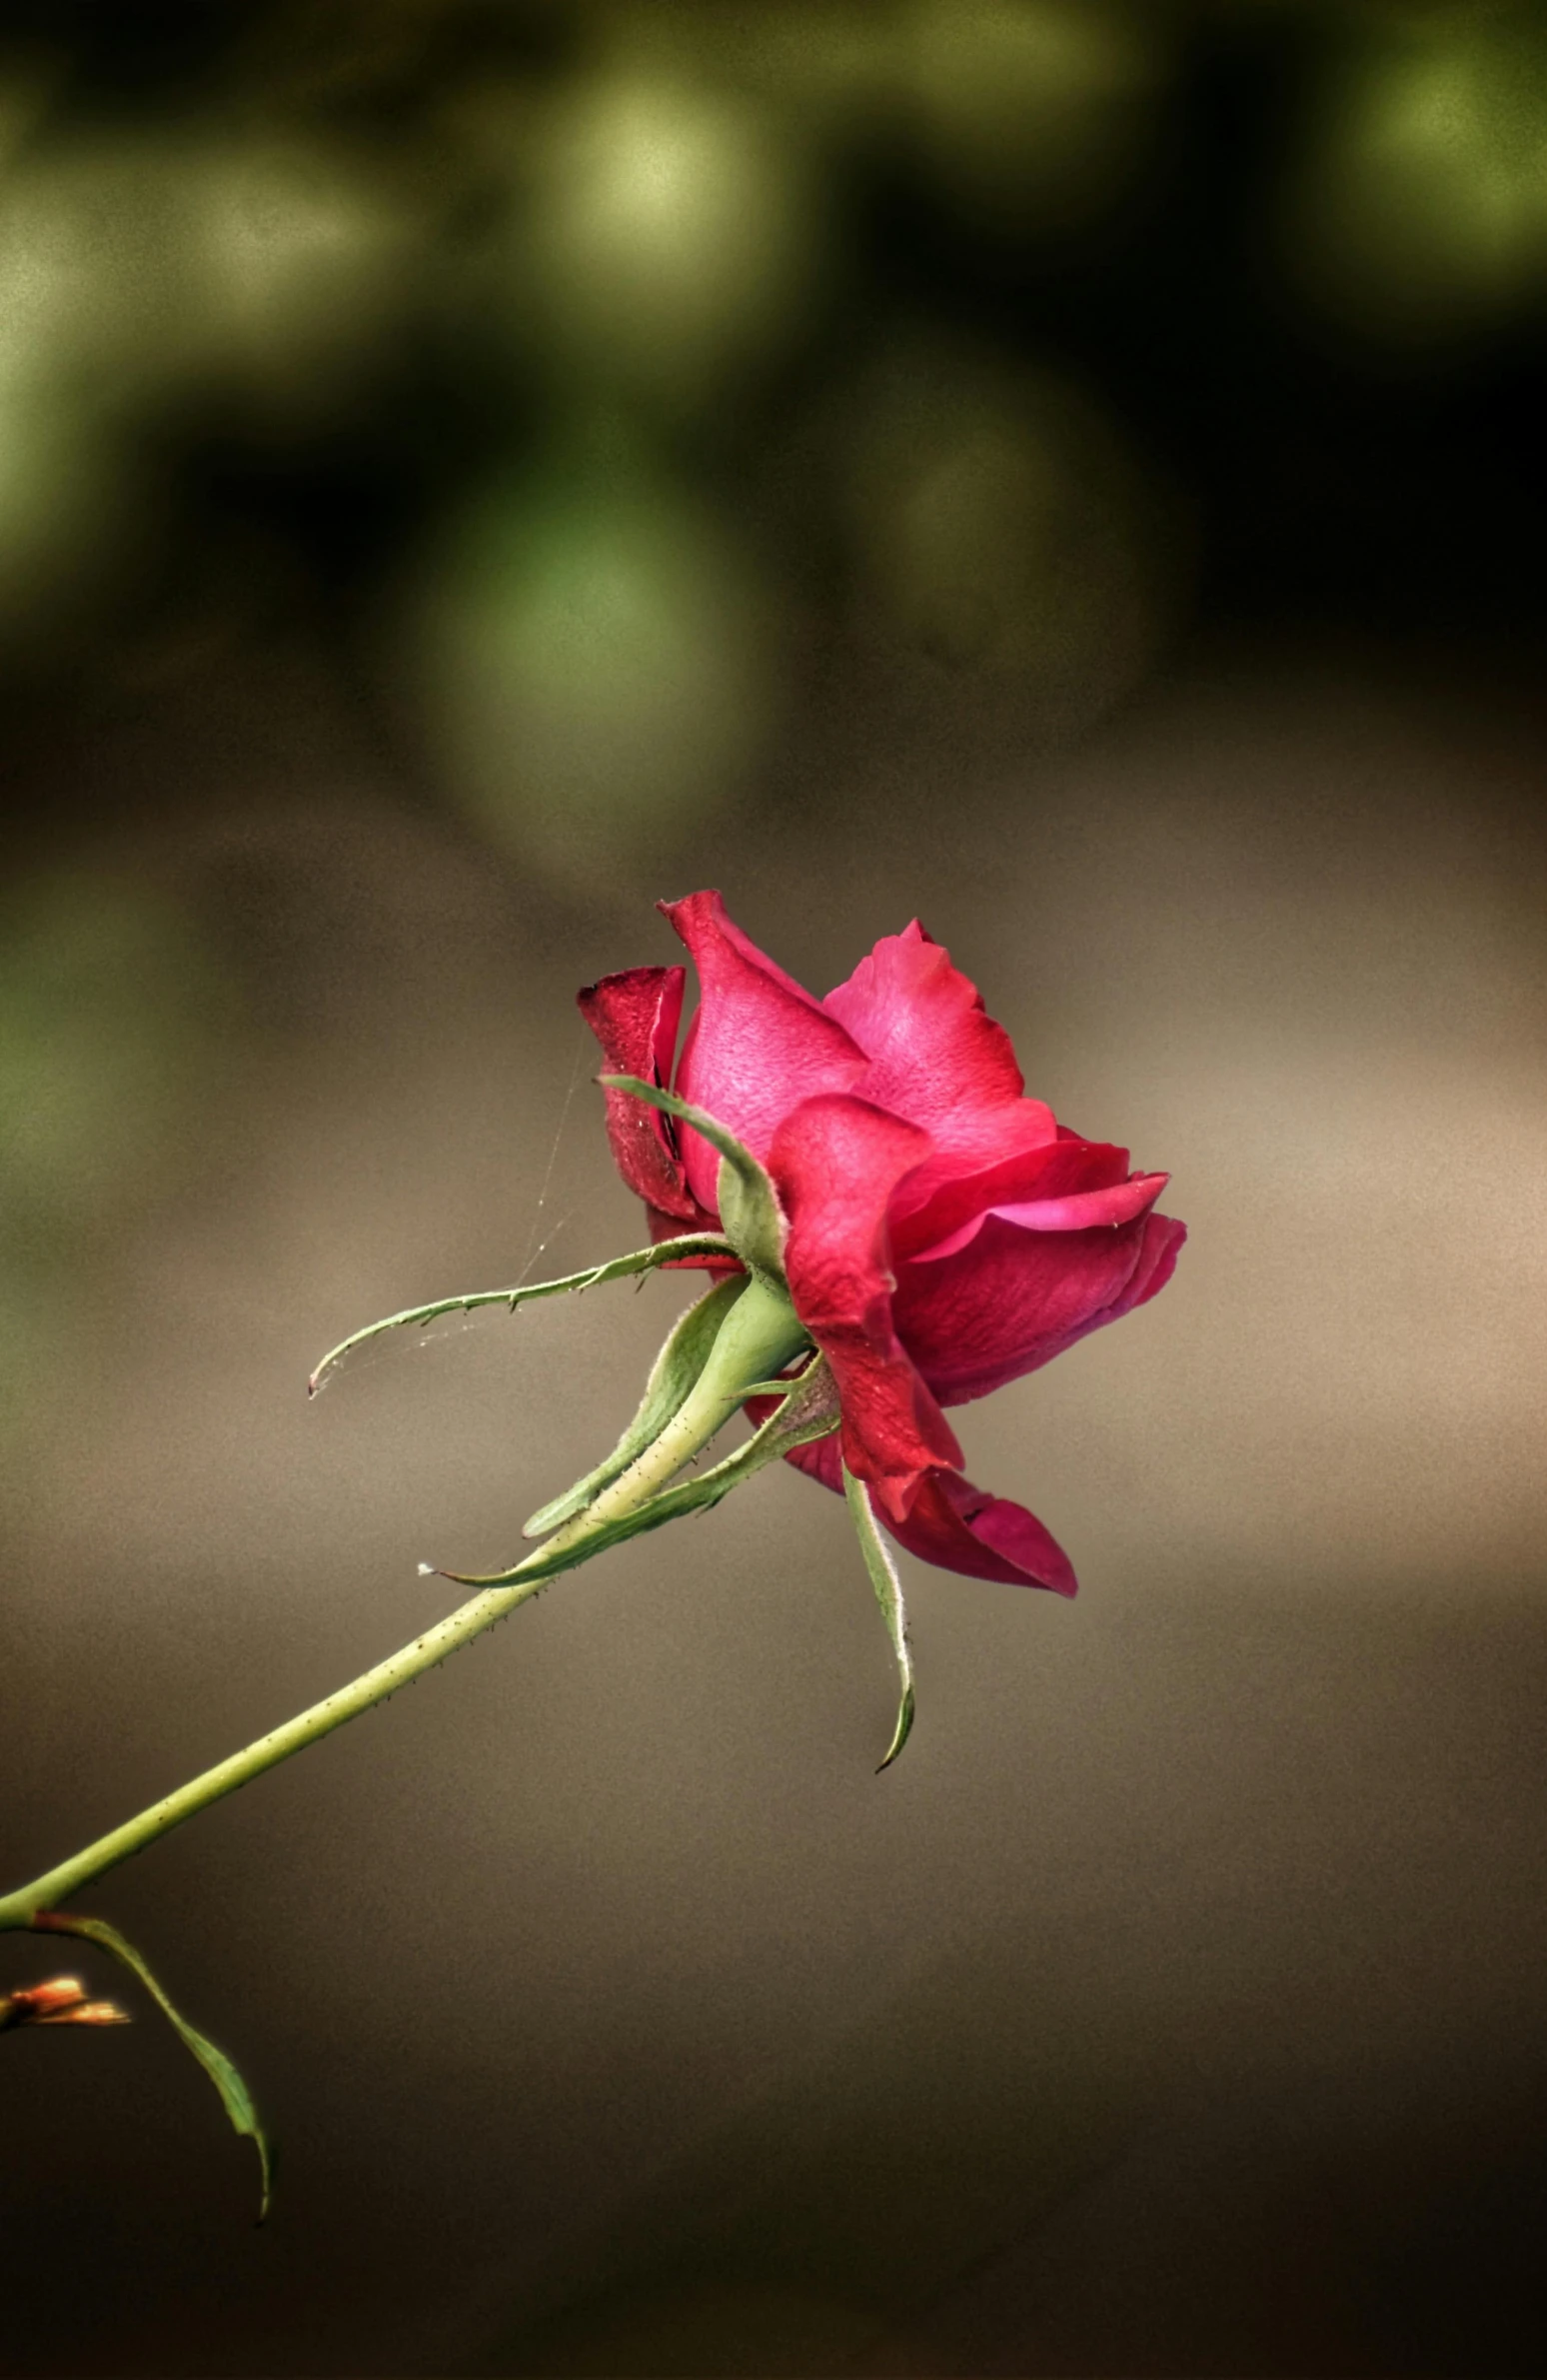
[769,1091,962,1500]
[823,922,1055,1160]
[912,1171,1169,1262]
[895,1207,1186,1406]
[823,920,1022,1108]
[663,891,866,1210]
[774,1429,1076,1593]
[892,1132,1138,1258]
[578,967,710,1223]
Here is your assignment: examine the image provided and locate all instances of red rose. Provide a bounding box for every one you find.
[580,890,1183,1596]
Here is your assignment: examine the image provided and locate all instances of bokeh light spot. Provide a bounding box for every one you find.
[514,72,822,406]
[1282,11,1547,346]
[836,334,1182,737]
[416,455,772,890]
[901,0,1165,238]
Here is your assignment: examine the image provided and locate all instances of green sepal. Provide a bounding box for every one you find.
[31,1910,272,2222]
[599,1077,787,1285]
[440,1353,841,1589]
[307,1231,737,1396]
[842,1464,916,1772]
[523,1274,748,1537]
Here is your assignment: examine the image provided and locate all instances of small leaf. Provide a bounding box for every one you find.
[440,1354,842,1590]
[308,1231,736,1395]
[599,1078,786,1285]
[842,1465,916,1772]
[31,1911,272,2221]
[524,1274,748,1536]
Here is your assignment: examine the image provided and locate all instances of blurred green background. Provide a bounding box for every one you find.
[1,5,1544,2375]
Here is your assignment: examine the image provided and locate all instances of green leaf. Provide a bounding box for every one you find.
[441,1353,841,1589]
[523,1273,748,1536]
[599,1077,786,1285]
[307,1230,737,1396]
[842,1464,916,1772]
[31,1910,272,2222]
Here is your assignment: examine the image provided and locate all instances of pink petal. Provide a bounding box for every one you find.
[578,967,706,1223]
[823,923,1054,1158]
[895,1207,1186,1406]
[774,1429,1076,1594]
[768,1092,963,1497]
[662,891,866,1211]
[912,1171,1169,1262]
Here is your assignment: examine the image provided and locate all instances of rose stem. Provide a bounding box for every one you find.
[0,1275,807,1933]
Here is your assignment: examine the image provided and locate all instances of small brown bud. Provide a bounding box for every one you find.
[35,1998,132,2027]
[15,1976,86,2014]
[1,1975,131,2030]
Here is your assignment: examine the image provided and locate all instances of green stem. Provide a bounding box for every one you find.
[0,1275,809,1934]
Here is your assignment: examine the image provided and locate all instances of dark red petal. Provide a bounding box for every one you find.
[912,1171,1168,1262]
[578,967,702,1222]
[768,1092,962,1494]
[662,891,865,1210]
[891,1132,1136,1257]
[774,1430,1076,1594]
[952,1209,1185,1396]
[823,923,1053,1159]
[895,1207,1186,1407]
[1099,1206,1186,1333]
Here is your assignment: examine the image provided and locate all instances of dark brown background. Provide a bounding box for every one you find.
[2,8,1545,2375]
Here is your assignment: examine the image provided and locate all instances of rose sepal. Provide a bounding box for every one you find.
[438,1349,839,1591]
[523,1273,748,1538]
[842,1463,916,1771]
[598,1076,787,1288]
[306,1231,737,1396]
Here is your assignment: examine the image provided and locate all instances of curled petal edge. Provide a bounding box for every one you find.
[751,1414,1077,1595]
